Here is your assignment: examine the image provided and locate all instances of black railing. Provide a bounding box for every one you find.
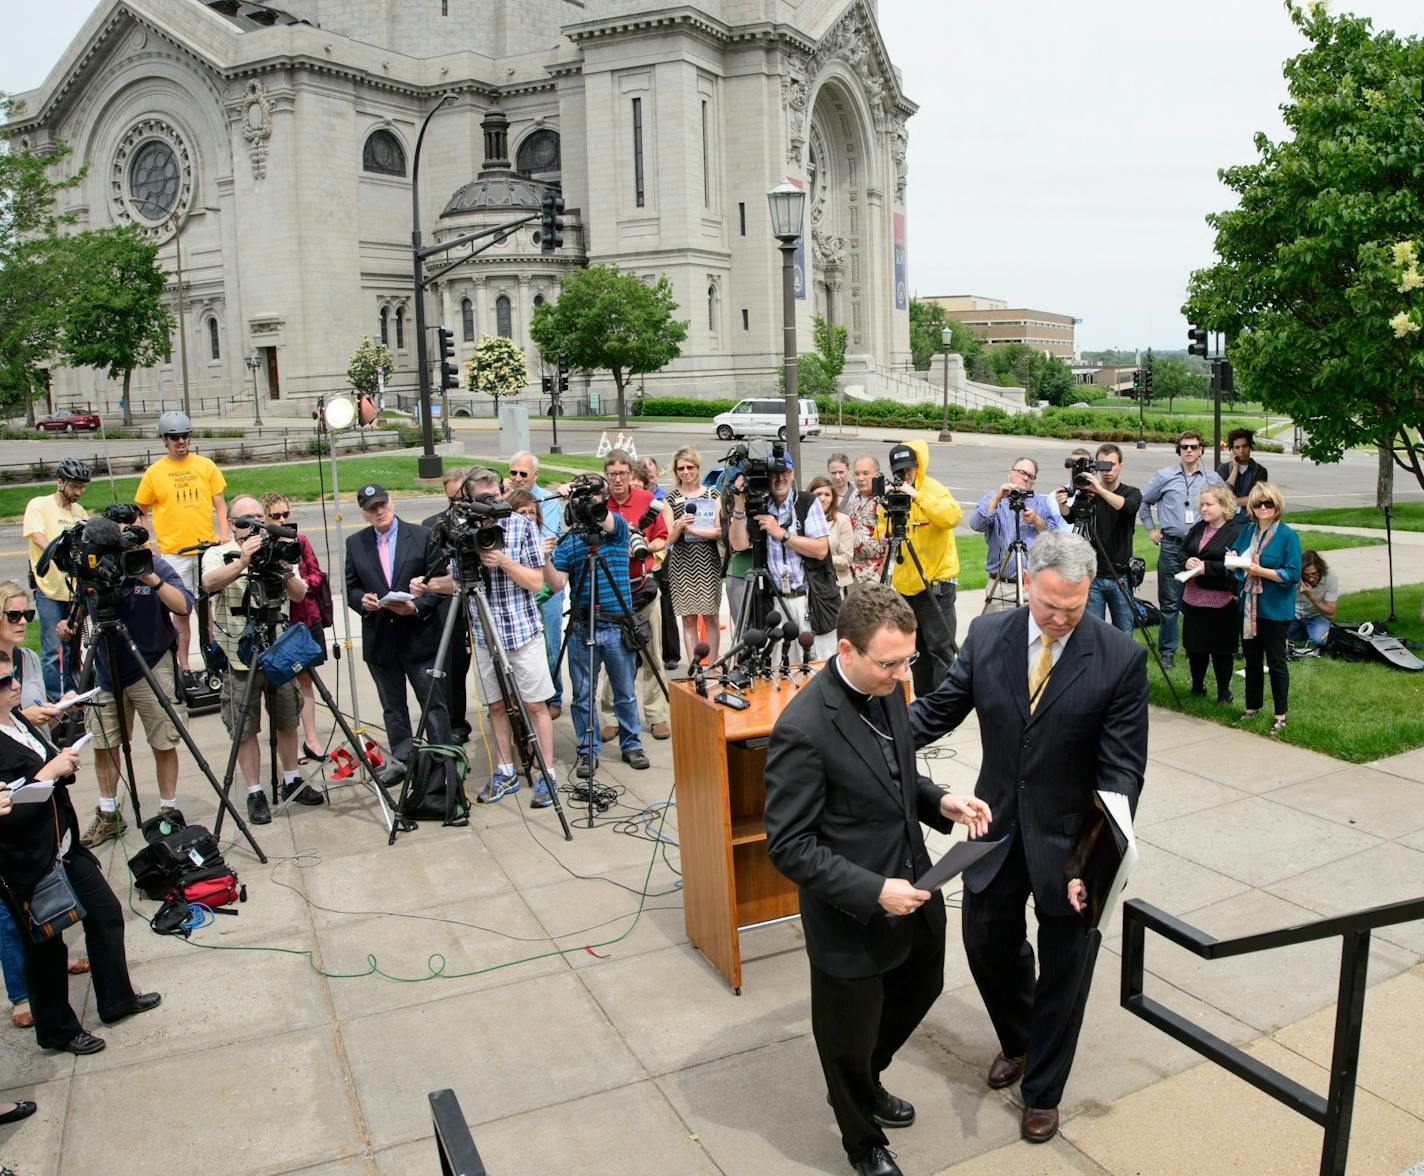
[1120,895,1424,1176]
[429,1088,486,1176]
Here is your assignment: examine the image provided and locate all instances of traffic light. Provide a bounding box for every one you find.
[1187,325,1208,357]
[541,374,554,395]
[1142,363,1154,402]
[540,190,565,253]
[1131,369,1141,399]
[436,326,459,391]
[557,351,570,393]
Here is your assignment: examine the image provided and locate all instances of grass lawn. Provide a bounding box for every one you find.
[1096,396,1268,416]
[1288,502,1424,532]
[0,452,603,519]
[1142,582,1424,763]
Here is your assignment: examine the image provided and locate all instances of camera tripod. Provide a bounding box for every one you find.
[878,504,959,676]
[983,496,1032,615]
[553,535,669,829]
[70,585,268,863]
[399,557,574,843]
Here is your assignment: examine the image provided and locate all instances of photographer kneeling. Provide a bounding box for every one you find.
[1056,444,1141,634]
[201,495,313,824]
[412,469,560,809]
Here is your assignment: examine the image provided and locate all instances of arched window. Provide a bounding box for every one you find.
[379,307,390,346]
[363,130,406,176]
[461,298,475,342]
[495,295,512,339]
[533,294,546,311]
[516,129,561,178]
[207,317,221,360]
[395,306,406,349]
[708,285,717,333]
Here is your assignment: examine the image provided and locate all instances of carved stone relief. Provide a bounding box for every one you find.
[241,80,273,181]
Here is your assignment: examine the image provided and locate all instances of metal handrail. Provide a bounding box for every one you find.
[429,1088,486,1175]
[1119,895,1424,1176]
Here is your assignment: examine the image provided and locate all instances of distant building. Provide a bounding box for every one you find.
[924,294,1077,360]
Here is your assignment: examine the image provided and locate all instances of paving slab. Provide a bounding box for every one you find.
[0,1074,70,1176]
[1264,840,1424,956]
[1149,729,1342,793]
[1139,705,1232,752]
[1139,794,1381,888]
[1370,745,1424,785]
[1131,761,1249,828]
[1269,764,1424,839]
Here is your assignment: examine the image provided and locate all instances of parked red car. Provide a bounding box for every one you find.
[37,409,102,433]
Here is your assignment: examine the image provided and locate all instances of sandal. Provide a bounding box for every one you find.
[1270,716,1287,736]
[11,1002,32,1029]
[68,957,90,976]
[1238,710,1258,723]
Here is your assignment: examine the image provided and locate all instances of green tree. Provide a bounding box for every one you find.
[464,334,528,399]
[811,314,847,384]
[59,226,174,428]
[1185,2,1424,493]
[908,298,981,371]
[529,264,688,427]
[0,95,83,423]
[1151,356,1209,411]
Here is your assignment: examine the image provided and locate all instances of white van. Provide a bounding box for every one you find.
[712,398,821,442]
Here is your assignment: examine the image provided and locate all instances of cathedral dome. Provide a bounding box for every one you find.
[441,174,545,216]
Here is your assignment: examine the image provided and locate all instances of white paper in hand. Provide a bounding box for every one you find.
[7,782,55,805]
[1224,551,1252,570]
[378,591,416,605]
[1173,565,1204,583]
[52,688,100,712]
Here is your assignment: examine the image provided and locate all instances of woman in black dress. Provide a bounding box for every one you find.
[0,648,159,1055]
[1180,483,1243,702]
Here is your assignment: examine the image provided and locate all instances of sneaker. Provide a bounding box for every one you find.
[621,748,650,770]
[476,771,519,805]
[530,777,555,809]
[81,807,125,848]
[1161,652,1176,669]
[575,754,597,779]
[247,791,272,825]
[650,721,671,741]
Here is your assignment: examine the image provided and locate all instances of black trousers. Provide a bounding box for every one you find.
[1243,616,1289,715]
[1,848,136,1049]
[1187,651,1234,698]
[368,655,451,762]
[445,613,472,740]
[906,582,958,698]
[809,909,945,1163]
[961,835,1098,1110]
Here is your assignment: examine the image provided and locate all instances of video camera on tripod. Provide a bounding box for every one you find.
[38,504,153,589]
[227,515,302,589]
[1064,455,1113,492]
[563,473,612,539]
[429,493,512,575]
[718,439,791,520]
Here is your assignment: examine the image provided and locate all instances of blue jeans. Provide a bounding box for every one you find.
[541,590,565,707]
[566,620,641,759]
[1155,535,1186,654]
[1087,576,1135,634]
[34,591,73,700]
[1288,615,1330,646]
[0,903,27,1004]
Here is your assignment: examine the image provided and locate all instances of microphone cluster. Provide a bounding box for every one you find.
[688,610,818,706]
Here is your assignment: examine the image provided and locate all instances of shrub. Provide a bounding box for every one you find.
[634,397,738,418]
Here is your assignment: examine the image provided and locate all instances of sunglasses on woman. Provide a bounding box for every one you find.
[0,674,14,689]
[2,610,35,625]
[267,511,291,521]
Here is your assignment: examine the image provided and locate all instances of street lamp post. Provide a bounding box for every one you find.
[767,182,807,479]
[939,326,954,442]
[165,212,192,421]
[245,352,263,426]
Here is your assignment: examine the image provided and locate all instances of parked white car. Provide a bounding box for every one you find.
[712,398,820,442]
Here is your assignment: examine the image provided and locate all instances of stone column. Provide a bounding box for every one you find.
[472,276,487,341]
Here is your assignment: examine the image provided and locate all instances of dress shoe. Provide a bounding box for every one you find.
[986,1051,1025,1089]
[852,1145,902,1176]
[650,721,671,740]
[621,748,650,770]
[600,723,619,741]
[59,1030,105,1055]
[547,704,562,720]
[1020,1105,1059,1143]
[100,992,162,1025]
[0,1100,36,1125]
[872,1083,915,1128]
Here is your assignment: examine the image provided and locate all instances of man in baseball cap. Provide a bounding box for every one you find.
[356,483,390,509]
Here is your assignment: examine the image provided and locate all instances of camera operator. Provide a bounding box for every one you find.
[507,451,566,719]
[263,493,330,763]
[1056,444,1141,634]
[726,450,838,660]
[879,442,964,695]
[596,450,671,744]
[201,495,313,824]
[422,470,473,746]
[411,468,559,809]
[971,458,1067,608]
[550,477,645,777]
[72,513,194,847]
[23,459,90,699]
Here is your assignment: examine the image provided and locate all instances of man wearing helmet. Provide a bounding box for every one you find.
[23,459,92,698]
[134,411,229,674]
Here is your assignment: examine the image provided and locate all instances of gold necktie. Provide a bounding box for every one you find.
[1028,638,1054,712]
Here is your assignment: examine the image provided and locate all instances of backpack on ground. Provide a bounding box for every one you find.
[398,744,471,826]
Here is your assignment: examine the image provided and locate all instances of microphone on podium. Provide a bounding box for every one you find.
[691,641,711,697]
[778,621,799,677]
[798,631,815,676]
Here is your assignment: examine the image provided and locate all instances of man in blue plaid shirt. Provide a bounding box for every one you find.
[412,468,559,809]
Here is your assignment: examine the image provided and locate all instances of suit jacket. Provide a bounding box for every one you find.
[909,608,1147,919]
[0,717,86,905]
[344,519,446,666]
[1184,517,1243,595]
[764,659,956,980]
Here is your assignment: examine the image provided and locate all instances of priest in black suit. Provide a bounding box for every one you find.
[910,530,1148,1145]
[344,483,450,762]
[764,583,991,1176]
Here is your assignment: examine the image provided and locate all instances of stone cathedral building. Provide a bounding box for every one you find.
[12,0,914,415]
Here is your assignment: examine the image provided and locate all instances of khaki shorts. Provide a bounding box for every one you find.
[86,656,182,751]
[220,668,302,741]
[470,635,554,708]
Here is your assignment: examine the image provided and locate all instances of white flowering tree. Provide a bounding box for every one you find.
[347,335,393,401]
[464,334,528,400]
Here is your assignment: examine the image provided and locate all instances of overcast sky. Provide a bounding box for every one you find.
[7,1,1424,352]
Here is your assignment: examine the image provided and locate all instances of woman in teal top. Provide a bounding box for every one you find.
[1230,482,1301,735]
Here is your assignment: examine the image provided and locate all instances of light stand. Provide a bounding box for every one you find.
[768,182,807,483]
[939,325,954,442]
[245,352,263,426]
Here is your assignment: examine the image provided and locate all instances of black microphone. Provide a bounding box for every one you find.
[779,621,799,676]
[759,612,783,675]
[691,641,710,698]
[82,515,123,547]
[690,641,710,667]
[798,630,815,675]
[706,628,768,675]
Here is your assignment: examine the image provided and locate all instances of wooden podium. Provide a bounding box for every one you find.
[670,674,815,993]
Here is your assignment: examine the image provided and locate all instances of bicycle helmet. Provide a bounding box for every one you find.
[55,458,92,483]
[157,410,192,436]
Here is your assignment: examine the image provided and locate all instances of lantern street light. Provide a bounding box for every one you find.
[244,352,263,426]
[767,181,807,479]
[939,326,954,442]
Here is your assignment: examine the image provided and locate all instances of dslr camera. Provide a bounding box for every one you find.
[228,514,303,583]
[1064,455,1113,491]
[39,503,153,588]
[564,473,611,538]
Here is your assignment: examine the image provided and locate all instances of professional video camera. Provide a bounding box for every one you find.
[228,515,303,583]
[719,439,790,520]
[38,506,153,588]
[564,473,611,538]
[430,494,511,561]
[1065,454,1113,491]
[1005,487,1030,512]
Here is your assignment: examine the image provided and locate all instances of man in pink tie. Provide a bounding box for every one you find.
[345,484,450,764]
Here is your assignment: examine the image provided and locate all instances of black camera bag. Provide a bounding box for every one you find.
[129,822,227,901]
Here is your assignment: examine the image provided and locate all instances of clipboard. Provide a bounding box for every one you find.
[1063,790,1138,930]
[913,836,1006,893]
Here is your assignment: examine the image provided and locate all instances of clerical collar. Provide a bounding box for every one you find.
[833,655,872,702]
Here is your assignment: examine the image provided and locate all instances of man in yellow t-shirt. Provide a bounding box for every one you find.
[134,411,229,673]
[22,458,91,699]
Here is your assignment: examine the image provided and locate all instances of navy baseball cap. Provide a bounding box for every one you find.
[357,483,390,509]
